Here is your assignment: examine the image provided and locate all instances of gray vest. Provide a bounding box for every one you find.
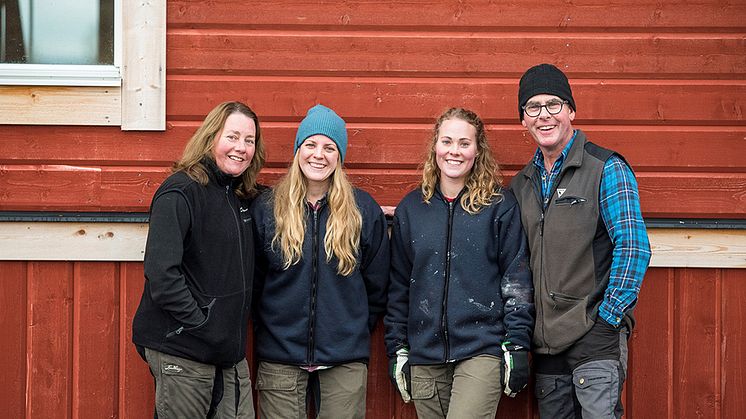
[511,130,628,354]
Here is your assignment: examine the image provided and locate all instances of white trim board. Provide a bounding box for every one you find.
[0,222,744,268]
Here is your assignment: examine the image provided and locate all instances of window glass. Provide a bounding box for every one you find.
[1,0,114,65]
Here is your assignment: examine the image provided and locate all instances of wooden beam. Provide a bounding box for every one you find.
[121,0,166,131]
[0,222,146,261]
[0,223,743,268]
[0,86,121,126]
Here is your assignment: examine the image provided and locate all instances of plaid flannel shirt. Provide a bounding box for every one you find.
[533,131,651,327]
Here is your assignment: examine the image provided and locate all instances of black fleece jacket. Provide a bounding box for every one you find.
[132,159,255,367]
[384,187,534,365]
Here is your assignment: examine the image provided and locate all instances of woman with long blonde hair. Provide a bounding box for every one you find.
[133,101,264,418]
[251,104,389,418]
[384,107,535,418]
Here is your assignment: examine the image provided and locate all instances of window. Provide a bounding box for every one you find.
[1,0,114,65]
[0,0,164,130]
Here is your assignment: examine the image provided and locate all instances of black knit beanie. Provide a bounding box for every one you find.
[518,64,576,120]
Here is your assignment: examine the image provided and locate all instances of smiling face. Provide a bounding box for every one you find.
[521,93,576,155]
[297,134,339,191]
[434,118,478,195]
[211,112,256,177]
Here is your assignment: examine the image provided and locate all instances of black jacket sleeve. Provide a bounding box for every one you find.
[359,196,391,332]
[143,190,206,327]
[384,205,412,357]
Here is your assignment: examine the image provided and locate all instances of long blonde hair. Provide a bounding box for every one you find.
[271,153,362,276]
[174,101,266,198]
[421,107,503,213]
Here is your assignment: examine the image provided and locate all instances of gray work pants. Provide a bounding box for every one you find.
[145,347,255,419]
[535,325,629,419]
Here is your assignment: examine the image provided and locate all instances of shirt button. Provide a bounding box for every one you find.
[579,378,585,385]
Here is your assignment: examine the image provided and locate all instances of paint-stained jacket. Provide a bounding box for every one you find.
[250,188,390,366]
[384,187,534,365]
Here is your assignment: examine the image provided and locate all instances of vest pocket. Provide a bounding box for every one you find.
[543,292,594,352]
[554,196,587,206]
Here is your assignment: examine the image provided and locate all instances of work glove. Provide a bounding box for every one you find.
[501,342,529,397]
[388,347,412,403]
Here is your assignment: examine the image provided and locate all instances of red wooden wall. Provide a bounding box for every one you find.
[1,0,745,418]
[0,0,744,216]
[1,262,745,418]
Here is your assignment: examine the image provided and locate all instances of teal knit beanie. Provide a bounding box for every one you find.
[294,104,348,162]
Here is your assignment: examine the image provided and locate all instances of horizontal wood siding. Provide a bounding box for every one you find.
[0,1,744,418]
[0,0,744,217]
[0,261,744,418]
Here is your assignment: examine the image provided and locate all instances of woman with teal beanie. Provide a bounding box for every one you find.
[250,104,390,418]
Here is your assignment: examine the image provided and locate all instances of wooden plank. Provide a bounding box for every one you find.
[635,173,746,219]
[0,164,100,210]
[650,229,746,268]
[0,165,167,212]
[0,86,121,126]
[1,165,745,216]
[366,323,397,417]
[73,262,118,418]
[168,0,746,29]
[628,268,673,417]
[1,123,743,171]
[0,222,147,261]
[120,262,154,418]
[722,269,746,418]
[27,261,72,419]
[167,78,746,124]
[168,32,746,78]
[121,0,166,131]
[673,269,718,418]
[0,262,26,419]
[99,166,169,210]
[1,223,743,269]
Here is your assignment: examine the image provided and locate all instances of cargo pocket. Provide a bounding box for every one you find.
[534,375,558,400]
[255,363,298,392]
[574,364,616,416]
[410,377,436,400]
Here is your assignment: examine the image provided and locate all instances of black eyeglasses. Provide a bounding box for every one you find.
[522,100,569,118]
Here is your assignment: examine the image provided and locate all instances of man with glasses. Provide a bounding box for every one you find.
[510,64,651,418]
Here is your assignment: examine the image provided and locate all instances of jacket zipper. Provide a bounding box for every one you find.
[226,184,247,360]
[306,204,320,365]
[441,199,455,362]
[531,171,548,348]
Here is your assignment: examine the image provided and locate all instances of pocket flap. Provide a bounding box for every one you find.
[574,371,612,389]
[535,376,558,400]
[410,377,435,400]
[256,369,298,391]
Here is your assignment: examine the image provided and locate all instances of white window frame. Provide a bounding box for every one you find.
[0,0,164,130]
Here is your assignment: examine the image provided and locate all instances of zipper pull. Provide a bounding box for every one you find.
[540,213,545,236]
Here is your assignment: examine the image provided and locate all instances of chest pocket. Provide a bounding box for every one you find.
[554,196,587,207]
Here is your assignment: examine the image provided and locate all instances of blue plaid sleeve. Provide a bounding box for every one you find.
[598,155,652,327]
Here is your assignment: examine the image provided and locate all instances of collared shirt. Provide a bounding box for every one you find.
[532,130,651,326]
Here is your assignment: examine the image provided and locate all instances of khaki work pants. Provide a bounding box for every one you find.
[145,347,254,419]
[411,354,503,419]
[256,361,367,419]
